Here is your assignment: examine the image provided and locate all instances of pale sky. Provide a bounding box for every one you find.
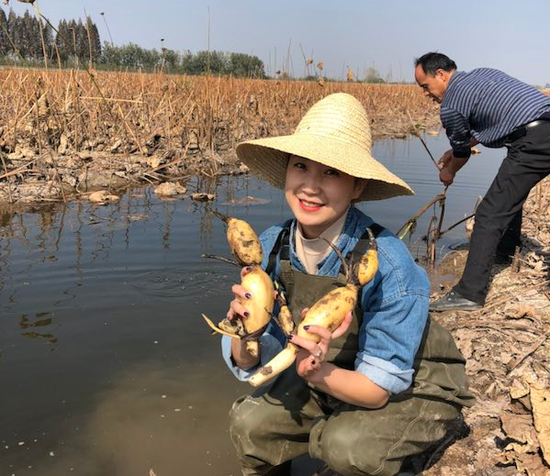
[5,0,550,85]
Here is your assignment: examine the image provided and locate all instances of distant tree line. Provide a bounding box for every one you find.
[101,44,266,78]
[0,8,101,64]
[0,7,266,78]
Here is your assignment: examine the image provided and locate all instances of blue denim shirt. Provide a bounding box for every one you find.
[222,206,430,394]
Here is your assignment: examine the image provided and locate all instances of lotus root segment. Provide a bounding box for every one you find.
[355,228,378,286]
[248,231,379,387]
[226,217,263,266]
[202,214,274,356]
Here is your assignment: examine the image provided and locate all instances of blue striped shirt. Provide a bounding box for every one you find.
[441,68,550,158]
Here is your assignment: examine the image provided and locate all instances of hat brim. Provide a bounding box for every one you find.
[236,132,414,201]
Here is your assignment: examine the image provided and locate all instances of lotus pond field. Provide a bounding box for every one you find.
[0,68,441,205]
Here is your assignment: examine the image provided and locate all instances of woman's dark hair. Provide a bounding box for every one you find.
[415,52,457,75]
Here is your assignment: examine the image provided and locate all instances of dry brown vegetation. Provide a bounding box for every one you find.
[0,68,440,206]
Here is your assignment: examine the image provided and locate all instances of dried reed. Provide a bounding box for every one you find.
[0,69,440,160]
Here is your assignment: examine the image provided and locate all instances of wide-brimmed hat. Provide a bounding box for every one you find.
[235,92,413,201]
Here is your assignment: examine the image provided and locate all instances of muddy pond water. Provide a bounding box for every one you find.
[0,135,502,476]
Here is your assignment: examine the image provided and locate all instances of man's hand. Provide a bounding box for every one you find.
[439,167,456,186]
[438,149,453,170]
[437,148,470,186]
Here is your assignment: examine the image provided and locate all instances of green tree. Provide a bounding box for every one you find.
[100,43,161,70]
[55,19,71,63]
[161,47,179,72]
[181,50,226,75]
[41,22,54,61]
[75,19,89,62]
[226,53,265,78]
[86,18,101,61]
[364,66,385,84]
[9,10,27,57]
[0,8,10,57]
[23,11,43,59]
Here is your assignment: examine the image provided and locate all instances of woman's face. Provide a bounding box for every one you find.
[285,155,365,239]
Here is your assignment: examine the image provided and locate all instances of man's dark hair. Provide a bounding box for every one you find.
[415,52,457,75]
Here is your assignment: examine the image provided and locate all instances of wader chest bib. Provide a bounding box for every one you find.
[269,222,474,406]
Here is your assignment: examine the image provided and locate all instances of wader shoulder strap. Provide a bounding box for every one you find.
[265,220,292,276]
[266,221,385,290]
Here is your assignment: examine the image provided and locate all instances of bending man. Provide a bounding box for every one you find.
[414,52,550,311]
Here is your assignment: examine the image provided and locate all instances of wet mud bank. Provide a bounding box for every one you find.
[0,147,247,212]
[423,176,550,476]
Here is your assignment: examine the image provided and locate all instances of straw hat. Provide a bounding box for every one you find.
[236,93,413,201]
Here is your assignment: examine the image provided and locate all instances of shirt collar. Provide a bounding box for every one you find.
[289,207,374,276]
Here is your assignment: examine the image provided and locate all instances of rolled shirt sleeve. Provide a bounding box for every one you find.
[355,355,414,394]
[355,292,429,394]
[221,332,284,381]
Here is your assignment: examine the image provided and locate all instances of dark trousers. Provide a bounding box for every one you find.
[455,121,550,304]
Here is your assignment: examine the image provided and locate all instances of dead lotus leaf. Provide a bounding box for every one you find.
[500,411,538,446]
[453,328,473,358]
[504,441,536,456]
[511,378,531,400]
[88,190,120,204]
[147,157,162,169]
[191,192,216,202]
[508,304,537,319]
[467,395,509,419]
[514,452,550,476]
[154,182,186,197]
[532,259,545,272]
[530,386,550,465]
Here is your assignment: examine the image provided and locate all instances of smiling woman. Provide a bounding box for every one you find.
[284,155,365,239]
[218,92,474,476]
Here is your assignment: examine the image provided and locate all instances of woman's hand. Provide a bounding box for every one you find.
[227,267,254,322]
[292,311,353,380]
[227,267,258,369]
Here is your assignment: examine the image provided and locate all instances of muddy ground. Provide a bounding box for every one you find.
[0,103,442,212]
[0,146,248,212]
[420,177,550,476]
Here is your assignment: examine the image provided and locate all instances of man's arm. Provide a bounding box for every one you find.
[438,108,477,186]
[439,152,470,186]
[441,106,473,160]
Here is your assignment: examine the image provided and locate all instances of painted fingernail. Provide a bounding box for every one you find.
[303,325,310,330]
[245,292,252,299]
[243,311,250,317]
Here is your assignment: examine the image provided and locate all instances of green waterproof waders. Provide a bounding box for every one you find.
[229,245,474,476]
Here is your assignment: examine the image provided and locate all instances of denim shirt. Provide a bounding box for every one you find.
[222,206,430,394]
